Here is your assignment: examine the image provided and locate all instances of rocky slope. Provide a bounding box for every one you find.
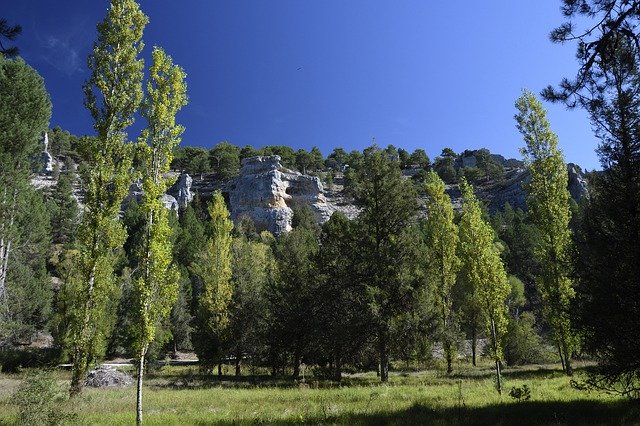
[32,143,590,235]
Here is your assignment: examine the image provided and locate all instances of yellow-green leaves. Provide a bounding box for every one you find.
[458,179,510,361]
[192,191,234,366]
[515,90,576,373]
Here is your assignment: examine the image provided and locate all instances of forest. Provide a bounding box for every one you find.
[2,0,640,425]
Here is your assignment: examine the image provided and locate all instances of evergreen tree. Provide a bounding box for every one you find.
[515,89,576,375]
[47,171,78,246]
[210,141,240,180]
[226,236,273,375]
[316,211,370,380]
[0,55,51,319]
[191,191,234,372]
[547,5,640,392]
[352,148,420,382]
[269,224,320,378]
[422,171,461,373]
[65,0,147,396]
[458,179,510,393]
[0,18,21,57]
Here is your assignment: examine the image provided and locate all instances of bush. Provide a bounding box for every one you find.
[0,347,62,373]
[13,369,73,425]
[504,312,549,365]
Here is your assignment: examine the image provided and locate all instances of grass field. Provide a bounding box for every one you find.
[1,361,639,425]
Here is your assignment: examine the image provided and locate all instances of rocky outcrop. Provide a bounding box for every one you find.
[167,173,194,209]
[228,156,334,235]
[567,163,589,200]
[40,133,54,174]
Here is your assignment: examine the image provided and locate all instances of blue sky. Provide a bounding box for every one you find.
[6,1,600,169]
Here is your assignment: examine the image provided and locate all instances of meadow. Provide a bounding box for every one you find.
[1,361,639,425]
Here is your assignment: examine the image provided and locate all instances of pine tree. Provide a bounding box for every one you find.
[0,55,51,320]
[352,148,420,382]
[422,171,461,374]
[515,89,576,375]
[131,47,187,425]
[191,191,234,372]
[66,0,147,396]
[458,179,510,393]
[226,236,273,376]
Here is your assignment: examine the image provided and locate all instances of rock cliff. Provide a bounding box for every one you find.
[227,156,334,235]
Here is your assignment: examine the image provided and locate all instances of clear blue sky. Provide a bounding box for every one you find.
[6,1,600,170]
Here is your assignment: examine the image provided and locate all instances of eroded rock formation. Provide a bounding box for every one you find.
[228,156,334,235]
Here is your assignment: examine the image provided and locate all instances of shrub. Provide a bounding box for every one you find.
[13,369,73,425]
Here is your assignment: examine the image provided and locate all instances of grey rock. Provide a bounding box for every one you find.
[167,173,194,209]
[228,156,334,235]
[567,163,589,200]
[85,365,133,388]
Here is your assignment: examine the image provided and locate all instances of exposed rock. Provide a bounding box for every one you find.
[228,156,334,235]
[40,133,54,174]
[567,163,589,200]
[85,365,133,388]
[167,173,194,209]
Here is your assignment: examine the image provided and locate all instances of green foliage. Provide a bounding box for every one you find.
[316,211,371,379]
[351,147,420,382]
[409,149,430,169]
[13,369,73,425]
[226,236,273,374]
[172,146,211,175]
[191,191,234,369]
[260,145,296,169]
[210,141,240,180]
[1,189,52,344]
[434,149,457,183]
[509,384,531,402]
[47,171,78,246]
[458,179,510,391]
[504,312,547,366]
[516,89,576,374]
[66,0,148,395]
[422,171,461,373]
[0,55,52,337]
[0,18,22,57]
[269,226,320,377]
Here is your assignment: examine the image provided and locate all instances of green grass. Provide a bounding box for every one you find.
[1,362,638,425]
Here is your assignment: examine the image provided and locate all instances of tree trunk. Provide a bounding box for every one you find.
[70,263,98,397]
[379,339,389,383]
[235,351,241,376]
[445,341,454,374]
[490,318,502,394]
[562,340,573,376]
[136,350,146,426]
[557,341,566,372]
[334,355,343,381]
[218,362,222,376]
[471,326,477,367]
[292,351,301,379]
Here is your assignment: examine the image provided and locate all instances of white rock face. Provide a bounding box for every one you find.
[167,173,194,209]
[229,156,334,235]
[41,133,54,174]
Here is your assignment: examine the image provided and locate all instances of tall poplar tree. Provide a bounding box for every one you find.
[132,47,187,425]
[515,90,576,375]
[422,171,460,374]
[458,179,510,394]
[191,191,234,371]
[66,0,147,396]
